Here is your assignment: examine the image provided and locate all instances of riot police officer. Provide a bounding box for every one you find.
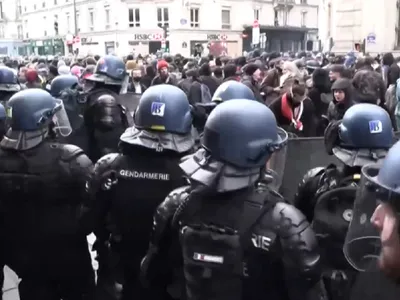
[50,74,79,98]
[192,81,256,132]
[344,140,400,299]
[294,103,395,300]
[141,99,325,300]
[50,74,87,150]
[0,89,95,300]
[83,55,133,162]
[88,84,195,300]
[0,66,21,106]
[0,103,6,140]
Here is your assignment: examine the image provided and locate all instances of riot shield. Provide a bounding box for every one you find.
[281,137,339,202]
[118,93,141,116]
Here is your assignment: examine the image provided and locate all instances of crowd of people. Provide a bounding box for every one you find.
[0,49,399,300]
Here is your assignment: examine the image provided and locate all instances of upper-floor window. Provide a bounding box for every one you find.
[34,4,37,10]
[105,5,111,29]
[221,9,231,29]
[76,11,80,32]
[66,13,70,33]
[17,25,23,39]
[89,9,94,31]
[157,7,169,28]
[128,8,140,27]
[54,0,57,5]
[301,11,307,27]
[0,25,5,38]
[43,16,47,36]
[0,2,3,19]
[24,20,28,38]
[300,0,307,4]
[190,8,199,28]
[42,2,46,8]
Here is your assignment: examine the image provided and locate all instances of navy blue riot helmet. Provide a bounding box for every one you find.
[0,66,20,92]
[120,84,194,153]
[86,55,127,85]
[0,103,6,139]
[325,103,394,166]
[134,84,192,134]
[203,99,287,168]
[50,74,79,97]
[0,103,6,120]
[179,99,288,192]
[4,89,71,135]
[212,81,255,102]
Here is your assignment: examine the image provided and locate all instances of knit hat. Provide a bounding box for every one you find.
[58,65,70,75]
[25,69,39,82]
[157,60,168,71]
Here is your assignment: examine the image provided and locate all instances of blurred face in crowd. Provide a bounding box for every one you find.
[291,89,306,106]
[159,67,168,78]
[131,69,142,82]
[252,69,262,83]
[18,67,27,79]
[329,70,341,82]
[333,89,345,102]
[371,203,400,280]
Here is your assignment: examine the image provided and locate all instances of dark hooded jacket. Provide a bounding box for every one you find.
[327,78,353,121]
[352,70,397,130]
[308,68,332,117]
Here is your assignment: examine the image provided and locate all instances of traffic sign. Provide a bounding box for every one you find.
[366,32,376,44]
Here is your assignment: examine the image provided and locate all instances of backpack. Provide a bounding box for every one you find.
[199,83,212,103]
[175,189,278,300]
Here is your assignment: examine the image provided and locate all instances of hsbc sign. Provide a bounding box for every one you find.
[133,33,163,41]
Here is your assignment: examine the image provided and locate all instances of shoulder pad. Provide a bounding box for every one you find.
[159,186,191,216]
[93,153,121,176]
[271,202,309,234]
[255,186,285,202]
[304,166,326,180]
[58,143,85,161]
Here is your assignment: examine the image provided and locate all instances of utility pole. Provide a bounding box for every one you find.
[73,0,78,36]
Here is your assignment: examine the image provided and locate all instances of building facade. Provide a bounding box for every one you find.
[320,0,400,54]
[0,0,25,56]
[20,0,320,57]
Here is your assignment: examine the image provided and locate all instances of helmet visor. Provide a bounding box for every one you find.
[265,127,288,190]
[52,99,72,137]
[343,164,382,271]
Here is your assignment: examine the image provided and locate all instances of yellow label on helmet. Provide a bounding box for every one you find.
[150,125,166,131]
[6,107,12,118]
[353,174,361,180]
